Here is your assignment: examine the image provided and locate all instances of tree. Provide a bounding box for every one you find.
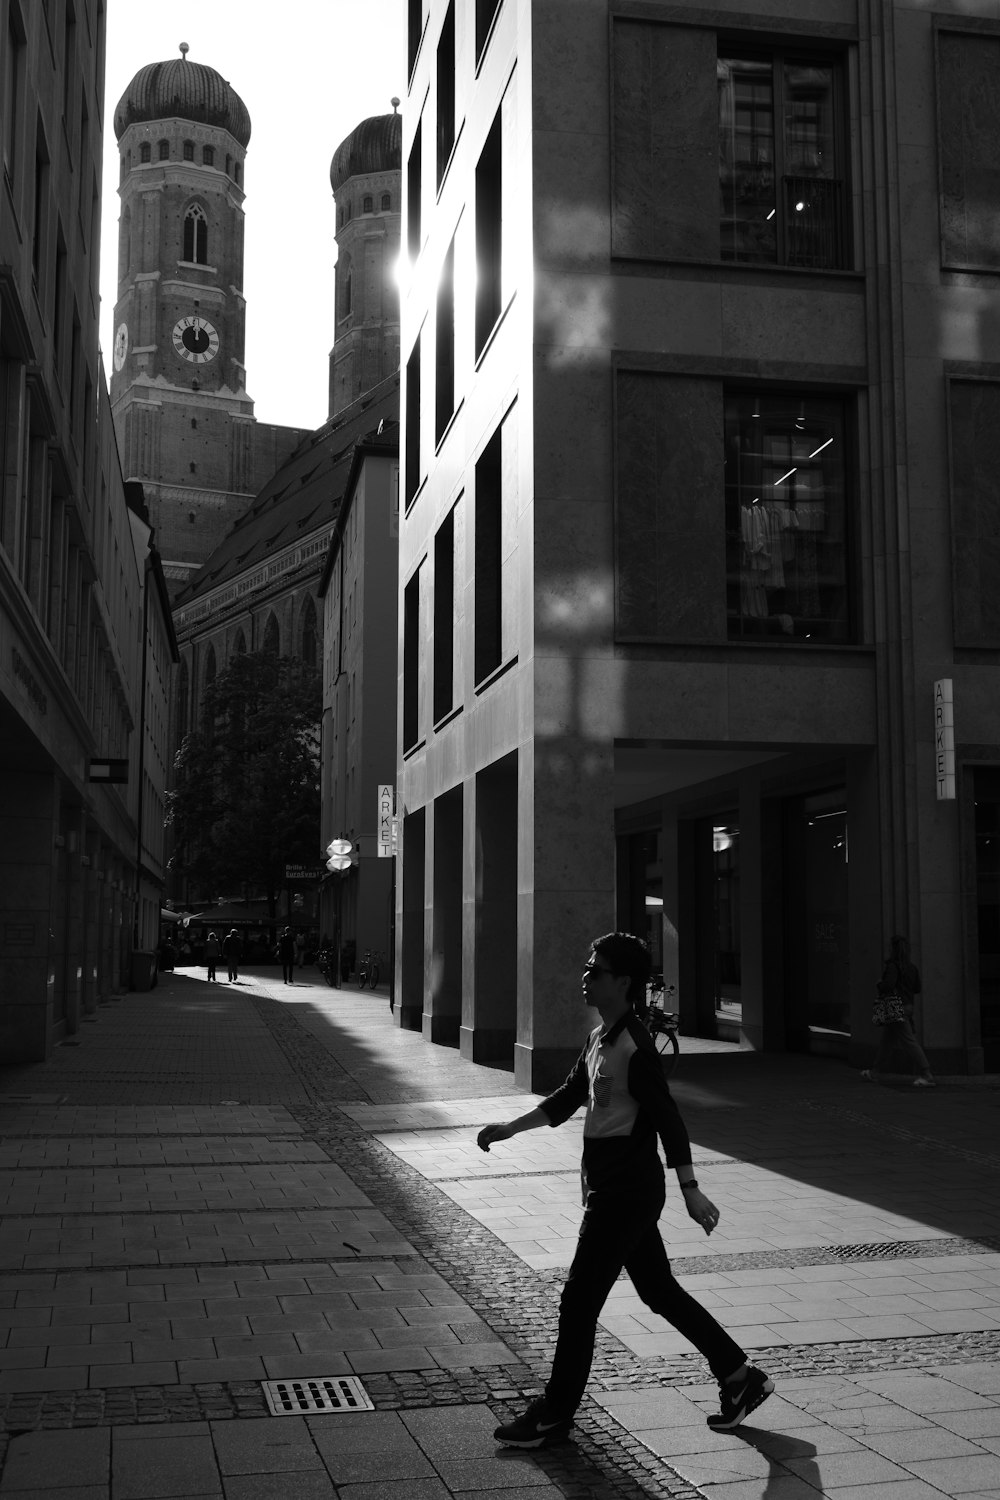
[167,651,321,918]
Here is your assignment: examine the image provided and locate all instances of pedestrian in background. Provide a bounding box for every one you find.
[204,931,221,983]
[222,928,242,983]
[478,931,773,1448]
[863,934,935,1086]
[278,927,295,984]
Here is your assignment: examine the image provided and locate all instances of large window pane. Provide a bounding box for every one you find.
[719,58,776,264]
[720,52,845,269]
[725,392,851,642]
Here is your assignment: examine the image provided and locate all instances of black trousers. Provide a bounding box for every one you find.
[546,1188,746,1418]
[282,963,294,982]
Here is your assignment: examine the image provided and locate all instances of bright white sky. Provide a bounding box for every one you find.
[99,0,405,431]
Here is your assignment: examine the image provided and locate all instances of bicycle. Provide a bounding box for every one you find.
[644,972,680,1077]
[357,949,384,989]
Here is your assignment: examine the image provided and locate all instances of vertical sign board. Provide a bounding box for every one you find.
[377,784,394,857]
[934,679,956,800]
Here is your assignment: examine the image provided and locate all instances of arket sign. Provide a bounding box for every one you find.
[934,678,955,801]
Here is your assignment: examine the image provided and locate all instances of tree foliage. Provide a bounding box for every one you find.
[167,651,321,913]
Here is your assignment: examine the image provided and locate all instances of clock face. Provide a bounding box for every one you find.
[113,322,128,371]
[172,315,220,365]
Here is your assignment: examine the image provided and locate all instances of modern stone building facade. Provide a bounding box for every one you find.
[0,0,175,1058]
[398,0,1000,1087]
[110,49,309,594]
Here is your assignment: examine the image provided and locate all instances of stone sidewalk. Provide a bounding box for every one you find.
[0,967,999,1498]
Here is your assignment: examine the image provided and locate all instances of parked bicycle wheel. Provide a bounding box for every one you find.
[652,1022,679,1077]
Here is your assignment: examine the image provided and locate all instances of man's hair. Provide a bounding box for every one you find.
[591,931,652,1010]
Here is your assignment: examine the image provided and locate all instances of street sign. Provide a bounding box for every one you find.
[377,784,394,856]
[934,679,955,800]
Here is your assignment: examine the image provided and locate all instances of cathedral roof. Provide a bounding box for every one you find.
[329,109,402,193]
[173,375,400,610]
[114,50,251,147]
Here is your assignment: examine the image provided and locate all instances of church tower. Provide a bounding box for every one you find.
[328,104,402,419]
[110,47,260,591]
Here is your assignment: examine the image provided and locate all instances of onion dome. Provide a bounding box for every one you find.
[114,44,251,147]
[329,104,402,193]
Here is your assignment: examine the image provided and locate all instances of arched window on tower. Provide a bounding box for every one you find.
[183,139,194,161]
[381,192,391,211]
[176,658,190,740]
[183,204,208,265]
[262,613,280,656]
[339,253,352,322]
[299,596,318,668]
[363,195,373,213]
[203,145,214,167]
[139,141,151,163]
[234,162,241,185]
[158,138,169,160]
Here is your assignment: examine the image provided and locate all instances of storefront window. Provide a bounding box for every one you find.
[713,821,741,1022]
[803,793,849,1037]
[725,391,851,643]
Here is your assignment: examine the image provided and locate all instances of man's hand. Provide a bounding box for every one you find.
[683,1186,720,1236]
[477,1122,514,1152]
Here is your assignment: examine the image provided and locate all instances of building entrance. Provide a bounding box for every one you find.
[785,788,849,1053]
[973,768,1000,1071]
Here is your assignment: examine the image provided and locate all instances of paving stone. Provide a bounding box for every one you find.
[1,1429,110,1489]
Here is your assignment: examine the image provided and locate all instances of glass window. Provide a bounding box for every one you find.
[183,140,194,161]
[158,138,169,160]
[139,141,150,163]
[725,392,851,642]
[718,52,846,269]
[381,192,391,210]
[203,145,214,166]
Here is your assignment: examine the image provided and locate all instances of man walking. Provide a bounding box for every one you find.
[278,927,296,984]
[478,931,772,1447]
[222,928,242,983]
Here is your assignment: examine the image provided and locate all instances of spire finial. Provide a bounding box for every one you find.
[179,42,189,60]
[391,97,400,113]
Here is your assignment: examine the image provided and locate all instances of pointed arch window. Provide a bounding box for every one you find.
[232,629,247,658]
[177,658,190,739]
[183,203,208,265]
[203,644,217,690]
[262,612,280,656]
[300,595,318,668]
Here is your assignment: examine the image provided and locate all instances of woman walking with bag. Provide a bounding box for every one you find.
[862,935,935,1086]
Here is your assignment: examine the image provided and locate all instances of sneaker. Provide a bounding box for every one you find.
[860,1069,877,1081]
[493,1397,573,1448]
[707,1367,774,1430]
[913,1076,936,1087]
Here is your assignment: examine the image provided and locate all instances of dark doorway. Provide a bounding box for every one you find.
[974,768,1000,1071]
[785,788,849,1053]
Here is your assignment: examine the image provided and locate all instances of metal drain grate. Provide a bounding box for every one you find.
[262,1376,373,1416]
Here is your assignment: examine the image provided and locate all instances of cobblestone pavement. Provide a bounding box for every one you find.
[1,969,1000,1498]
